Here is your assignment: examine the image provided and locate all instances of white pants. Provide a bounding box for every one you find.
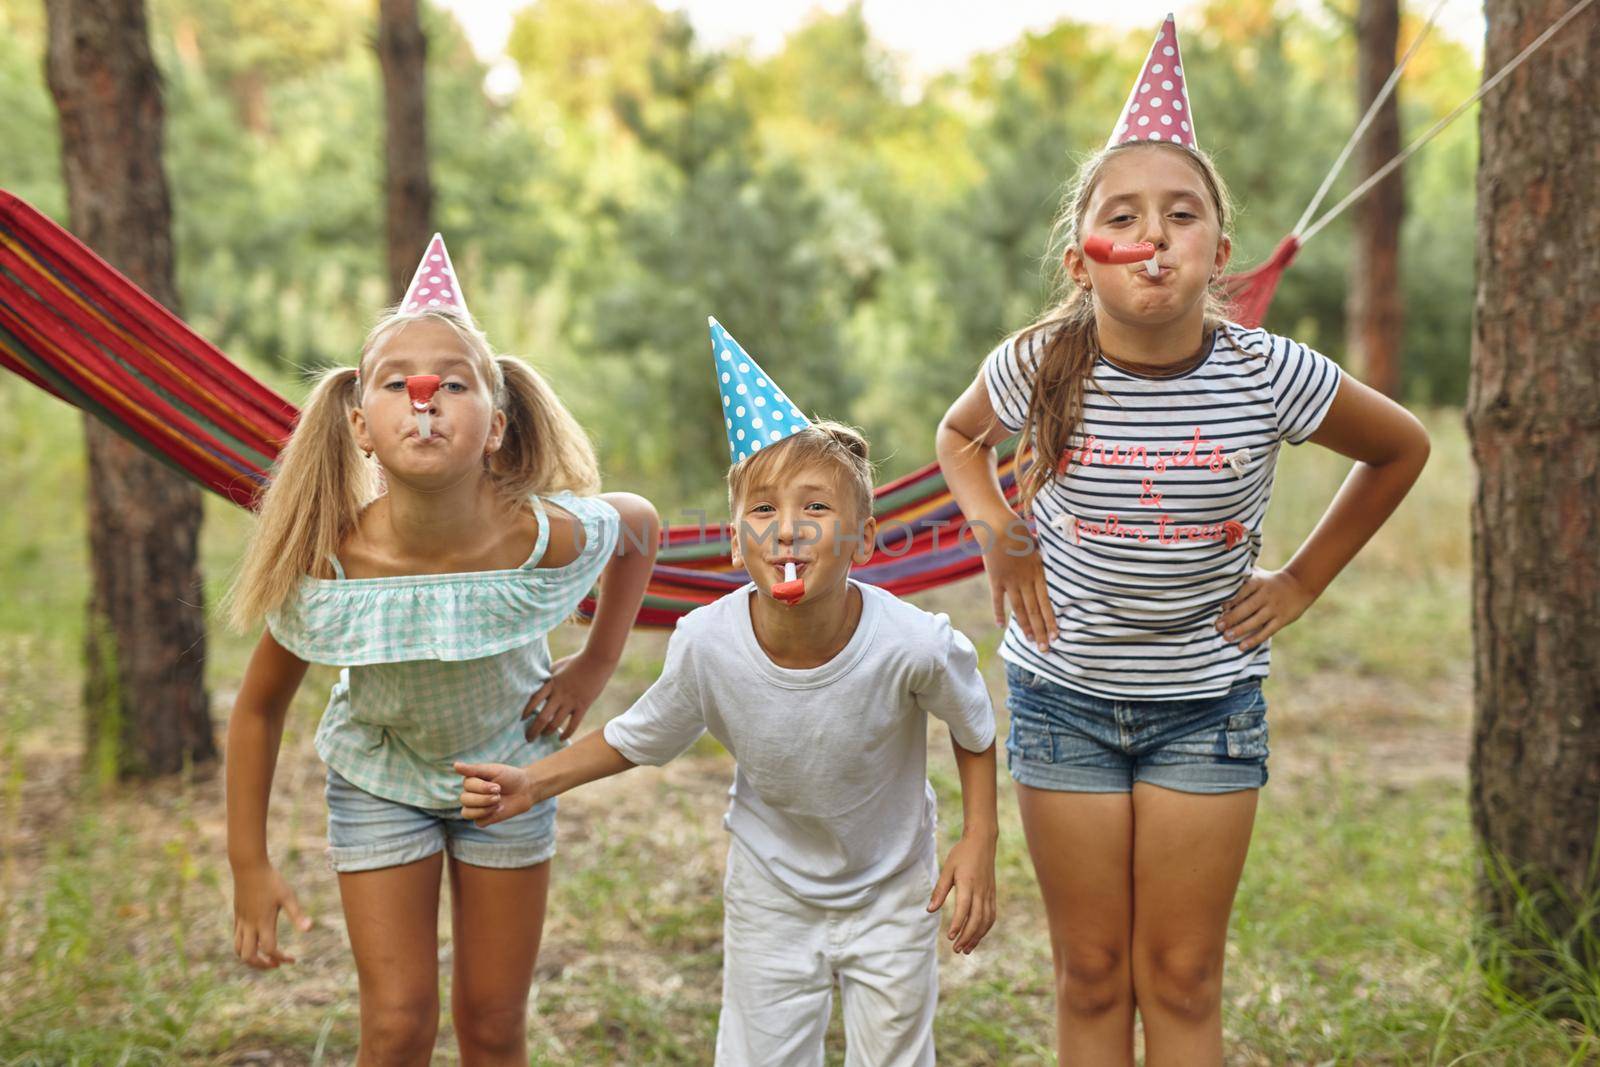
[714,844,940,1067]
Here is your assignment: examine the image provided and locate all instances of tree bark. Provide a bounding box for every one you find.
[1466,0,1600,1003]
[378,0,434,303]
[1346,0,1405,399]
[44,0,216,778]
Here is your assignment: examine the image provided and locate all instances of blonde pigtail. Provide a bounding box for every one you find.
[492,355,601,501]
[225,367,375,628]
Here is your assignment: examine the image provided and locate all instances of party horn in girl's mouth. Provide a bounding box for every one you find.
[406,375,441,439]
[772,561,806,605]
[1083,235,1161,277]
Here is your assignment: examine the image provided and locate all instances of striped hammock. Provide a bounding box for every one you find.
[0,189,1290,628]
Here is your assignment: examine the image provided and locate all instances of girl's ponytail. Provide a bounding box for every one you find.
[225,367,375,629]
[490,355,600,501]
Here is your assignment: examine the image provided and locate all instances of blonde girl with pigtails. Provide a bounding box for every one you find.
[937,19,1430,1066]
[224,236,658,1063]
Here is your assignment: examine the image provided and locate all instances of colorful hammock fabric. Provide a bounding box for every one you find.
[0,193,297,508]
[1,189,1294,628]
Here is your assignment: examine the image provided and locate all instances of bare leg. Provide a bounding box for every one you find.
[1014,783,1136,1067]
[1129,783,1258,1067]
[338,853,445,1066]
[448,856,551,1066]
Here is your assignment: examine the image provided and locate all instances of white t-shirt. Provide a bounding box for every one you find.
[603,579,996,909]
[982,321,1343,701]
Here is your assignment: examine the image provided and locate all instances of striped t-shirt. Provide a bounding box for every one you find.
[982,322,1342,700]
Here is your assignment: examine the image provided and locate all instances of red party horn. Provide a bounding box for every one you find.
[772,561,806,605]
[1083,236,1157,264]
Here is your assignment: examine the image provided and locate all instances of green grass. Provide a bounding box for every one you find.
[2,375,1597,1065]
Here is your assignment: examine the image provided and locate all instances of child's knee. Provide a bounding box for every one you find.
[1055,941,1130,1017]
[1135,944,1222,1022]
[361,993,439,1059]
[452,998,527,1055]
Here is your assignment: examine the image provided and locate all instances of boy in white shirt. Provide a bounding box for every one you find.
[454,319,998,1067]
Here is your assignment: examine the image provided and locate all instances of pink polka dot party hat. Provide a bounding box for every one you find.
[400,233,470,317]
[1108,14,1196,148]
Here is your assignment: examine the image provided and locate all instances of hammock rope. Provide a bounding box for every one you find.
[1291,0,1449,238]
[1218,0,1592,333]
[1297,0,1595,246]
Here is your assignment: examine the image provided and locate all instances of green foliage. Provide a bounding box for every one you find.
[507,0,673,128]
[1,808,228,1064]
[0,7,64,218]
[734,3,903,149]
[562,18,873,498]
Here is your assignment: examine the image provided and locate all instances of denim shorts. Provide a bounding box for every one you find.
[324,766,558,873]
[1003,662,1269,795]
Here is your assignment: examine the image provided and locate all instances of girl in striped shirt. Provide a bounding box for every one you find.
[936,62,1430,1067]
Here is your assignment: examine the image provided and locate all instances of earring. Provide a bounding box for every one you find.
[362,446,373,459]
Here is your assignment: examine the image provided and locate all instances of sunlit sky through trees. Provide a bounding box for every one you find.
[438,0,1487,100]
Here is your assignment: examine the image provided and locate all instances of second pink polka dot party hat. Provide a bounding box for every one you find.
[400,233,470,318]
[1107,14,1196,149]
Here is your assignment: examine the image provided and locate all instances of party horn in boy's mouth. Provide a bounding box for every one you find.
[1083,235,1161,277]
[773,561,806,605]
[406,375,441,439]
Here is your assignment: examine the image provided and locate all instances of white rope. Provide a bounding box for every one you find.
[1299,0,1597,245]
[1292,0,1450,237]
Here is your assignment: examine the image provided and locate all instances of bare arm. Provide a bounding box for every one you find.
[525,492,660,738]
[456,728,637,827]
[226,629,309,870]
[949,737,998,841]
[1218,374,1431,647]
[583,492,661,667]
[225,629,313,968]
[935,375,1017,534]
[1286,375,1431,596]
[930,737,999,954]
[936,375,1058,650]
[533,728,636,799]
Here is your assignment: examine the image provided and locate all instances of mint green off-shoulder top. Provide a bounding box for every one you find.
[266,491,621,809]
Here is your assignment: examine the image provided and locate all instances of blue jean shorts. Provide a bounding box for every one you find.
[324,766,558,873]
[1003,662,1269,795]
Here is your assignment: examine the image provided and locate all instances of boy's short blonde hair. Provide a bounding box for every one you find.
[726,419,875,522]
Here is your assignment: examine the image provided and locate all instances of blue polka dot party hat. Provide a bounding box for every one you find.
[709,316,811,464]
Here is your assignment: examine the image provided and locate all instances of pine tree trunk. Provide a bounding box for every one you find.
[1466,0,1600,1002]
[44,0,216,779]
[1346,0,1404,399]
[378,0,434,303]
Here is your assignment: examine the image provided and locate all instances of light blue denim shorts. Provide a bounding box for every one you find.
[1004,662,1269,795]
[324,766,558,873]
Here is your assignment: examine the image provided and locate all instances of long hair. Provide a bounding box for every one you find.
[226,307,600,629]
[1007,140,1237,516]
